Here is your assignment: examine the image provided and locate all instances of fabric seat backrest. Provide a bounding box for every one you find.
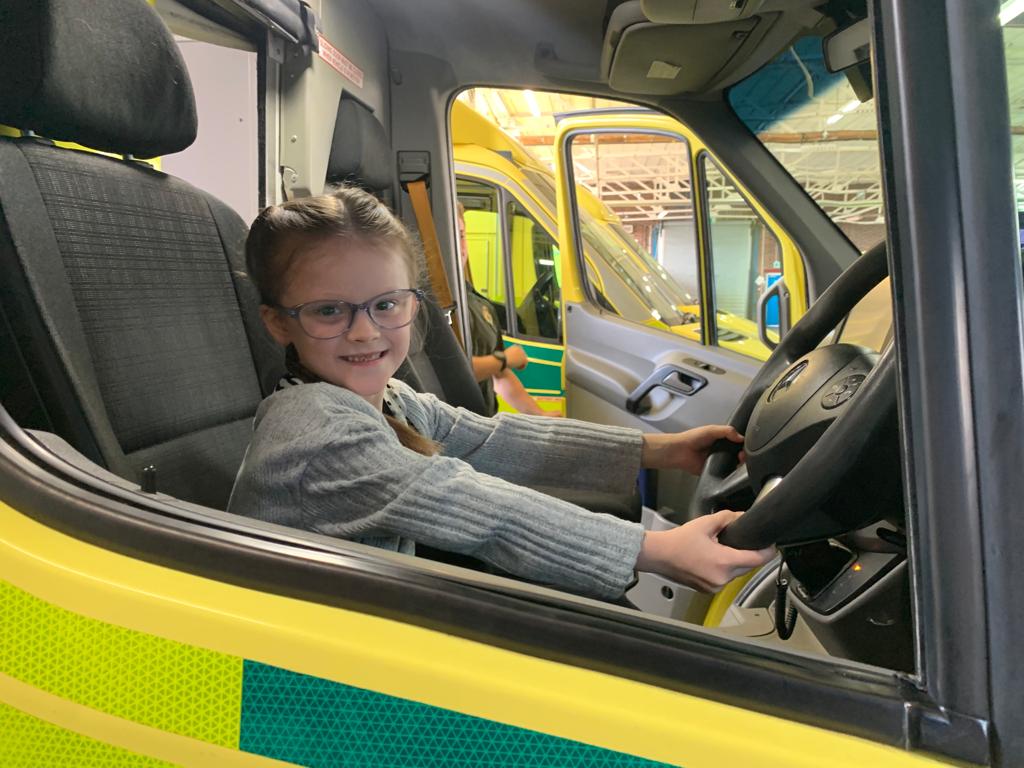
[326,95,488,415]
[0,0,283,508]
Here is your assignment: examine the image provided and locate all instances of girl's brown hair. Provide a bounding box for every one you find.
[246,185,440,456]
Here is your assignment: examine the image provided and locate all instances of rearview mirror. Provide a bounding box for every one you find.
[824,18,870,73]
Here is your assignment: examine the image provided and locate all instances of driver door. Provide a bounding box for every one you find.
[552,113,807,512]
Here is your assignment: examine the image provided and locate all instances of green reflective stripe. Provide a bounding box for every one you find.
[0,580,242,747]
[502,337,564,393]
[240,662,675,768]
[0,703,176,768]
[513,362,562,392]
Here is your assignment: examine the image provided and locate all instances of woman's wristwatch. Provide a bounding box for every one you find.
[492,349,508,372]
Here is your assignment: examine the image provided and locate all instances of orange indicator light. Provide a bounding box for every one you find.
[852,563,863,572]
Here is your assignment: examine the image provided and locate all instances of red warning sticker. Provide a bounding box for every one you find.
[317,33,364,88]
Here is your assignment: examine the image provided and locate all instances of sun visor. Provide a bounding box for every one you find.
[640,0,759,24]
[602,1,778,95]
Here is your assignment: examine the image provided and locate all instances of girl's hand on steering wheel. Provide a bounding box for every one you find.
[641,424,745,476]
[636,511,776,592]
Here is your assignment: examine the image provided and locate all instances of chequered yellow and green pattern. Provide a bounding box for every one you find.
[0,579,671,767]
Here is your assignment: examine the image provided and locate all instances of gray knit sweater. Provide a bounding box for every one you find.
[227,379,646,599]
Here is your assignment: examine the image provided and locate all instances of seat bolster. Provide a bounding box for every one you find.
[0,138,129,474]
[201,191,285,397]
[418,297,489,415]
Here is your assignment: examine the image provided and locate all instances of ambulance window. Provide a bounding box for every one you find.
[567,131,701,335]
[457,179,509,332]
[506,199,561,341]
[700,155,785,352]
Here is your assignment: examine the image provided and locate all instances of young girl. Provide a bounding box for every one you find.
[228,186,774,601]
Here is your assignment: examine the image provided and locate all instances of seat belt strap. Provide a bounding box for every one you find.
[406,178,463,346]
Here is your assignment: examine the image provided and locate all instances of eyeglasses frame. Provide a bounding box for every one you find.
[277,288,426,339]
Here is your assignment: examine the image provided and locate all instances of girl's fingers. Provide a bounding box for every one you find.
[700,509,743,535]
[729,546,778,569]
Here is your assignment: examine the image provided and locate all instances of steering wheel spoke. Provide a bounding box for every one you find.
[710,461,751,510]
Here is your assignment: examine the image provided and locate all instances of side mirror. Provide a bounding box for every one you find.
[823,18,871,73]
[757,276,790,351]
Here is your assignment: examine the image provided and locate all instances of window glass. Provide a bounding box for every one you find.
[457,179,508,332]
[567,132,702,336]
[701,156,783,347]
[506,198,561,340]
[728,37,884,253]
[1003,21,1024,265]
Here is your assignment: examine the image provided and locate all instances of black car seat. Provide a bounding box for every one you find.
[326,95,489,415]
[0,0,284,509]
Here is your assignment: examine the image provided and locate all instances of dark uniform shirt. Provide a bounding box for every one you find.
[465,283,505,416]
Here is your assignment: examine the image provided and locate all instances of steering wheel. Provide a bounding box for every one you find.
[691,243,897,549]
[526,270,560,339]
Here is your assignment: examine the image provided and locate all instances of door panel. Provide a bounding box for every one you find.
[555,121,766,510]
[566,305,760,426]
[566,301,759,512]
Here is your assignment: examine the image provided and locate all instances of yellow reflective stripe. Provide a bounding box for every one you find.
[0,673,295,767]
[524,388,562,396]
[523,357,561,367]
[502,335,565,351]
[0,579,242,746]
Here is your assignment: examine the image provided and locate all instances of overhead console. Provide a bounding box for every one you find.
[600,0,823,95]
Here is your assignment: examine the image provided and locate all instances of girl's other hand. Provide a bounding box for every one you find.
[635,511,775,592]
[641,424,744,475]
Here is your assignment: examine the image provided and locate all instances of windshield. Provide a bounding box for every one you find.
[728,35,884,253]
[521,167,694,327]
[1007,25,1024,222]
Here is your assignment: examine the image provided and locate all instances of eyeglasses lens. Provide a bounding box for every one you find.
[298,291,419,338]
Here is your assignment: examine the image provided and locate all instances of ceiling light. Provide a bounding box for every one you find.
[523,89,542,118]
[825,113,845,126]
[840,99,861,113]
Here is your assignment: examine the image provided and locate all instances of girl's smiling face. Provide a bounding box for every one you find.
[261,236,415,408]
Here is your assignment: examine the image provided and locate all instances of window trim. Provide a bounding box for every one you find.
[873,0,1019,763]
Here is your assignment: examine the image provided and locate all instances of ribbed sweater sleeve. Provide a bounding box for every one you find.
[391,380,644,495]
[232,383,644,600]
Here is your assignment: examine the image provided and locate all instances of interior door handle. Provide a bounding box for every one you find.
[626,365,708,414]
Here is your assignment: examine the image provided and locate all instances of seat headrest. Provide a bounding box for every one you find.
[0,0,197,158]
[327,97,392,191]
